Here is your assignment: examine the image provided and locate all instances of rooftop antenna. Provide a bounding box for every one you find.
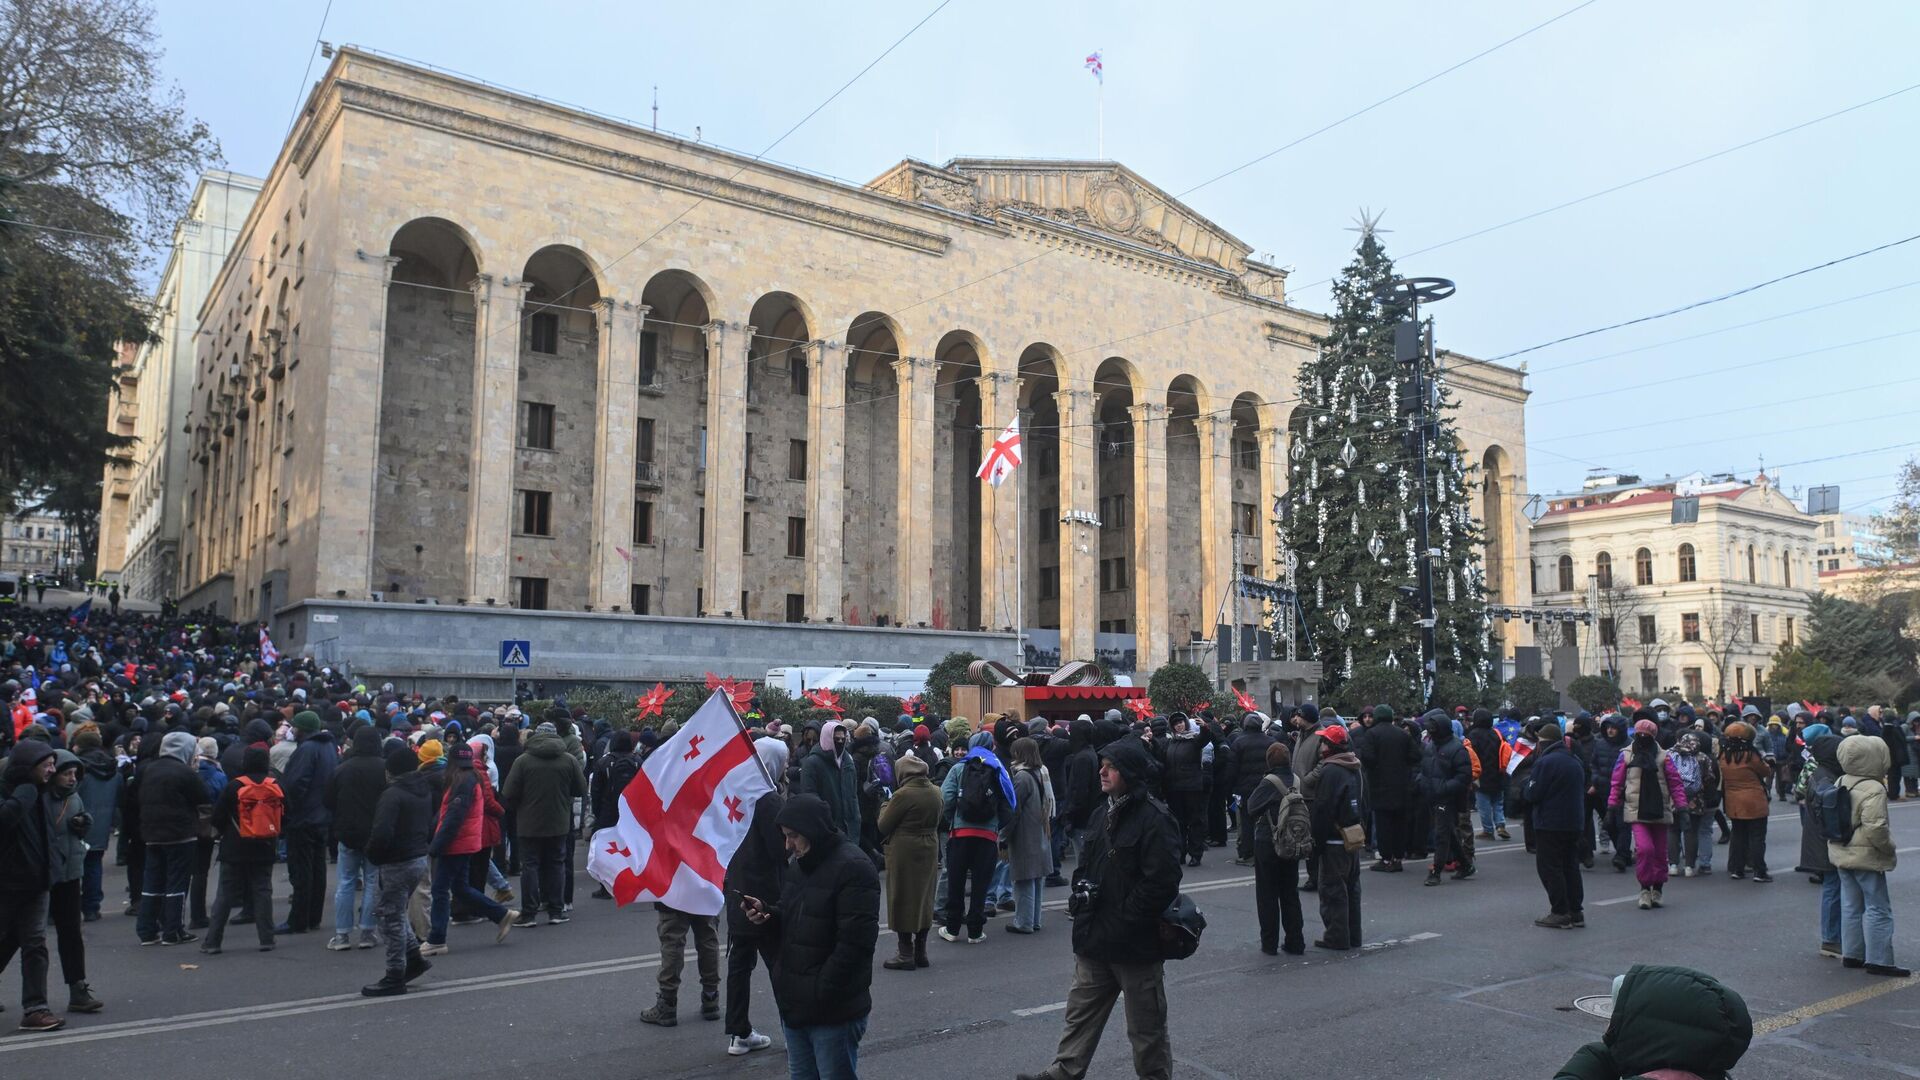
[652,86,658,132]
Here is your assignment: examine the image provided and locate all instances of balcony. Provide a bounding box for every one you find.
[634,460,662,489]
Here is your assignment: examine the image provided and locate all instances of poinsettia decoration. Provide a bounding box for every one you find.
[636,682,674,720]
[703,672,756,713]
[1233,687,1258,713]
[803,687,846,717]
[1125,697,1154,721]
[902,694,924,717]
[1618,696,1643,714]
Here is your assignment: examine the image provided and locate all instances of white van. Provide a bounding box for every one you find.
[766,662,932,699]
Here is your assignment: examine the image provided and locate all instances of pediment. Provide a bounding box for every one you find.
[869,158,1256,272]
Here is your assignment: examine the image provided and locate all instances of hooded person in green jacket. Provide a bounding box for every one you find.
[1554,964,1751,1080]
[503,724,587,926]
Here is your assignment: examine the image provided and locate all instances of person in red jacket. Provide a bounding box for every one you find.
[422,745,517,955]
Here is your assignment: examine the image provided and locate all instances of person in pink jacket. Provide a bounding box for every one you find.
[1609,718,1688,909]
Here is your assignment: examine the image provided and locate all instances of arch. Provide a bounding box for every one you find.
[521,245,604,310]
[1557,553,1575,593]
[934,330,987,630]
[1165,374,1208,647]
[842,311,902,626]
[1635,546,1654,586]
[626,269,716,617]
[1595,550,1613,589]
[1092,358,1138,641]
[1678,542,1697,583]
[372,218,484,603]
[748,291,817,351]
[1482,445,1516,623]
[1017,345,1064,633]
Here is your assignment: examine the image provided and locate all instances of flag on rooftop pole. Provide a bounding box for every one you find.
[587,690,773,914]
[976,417,1024,487]
[1084,50,1103,83]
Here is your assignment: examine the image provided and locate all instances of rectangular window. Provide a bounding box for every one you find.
[789,439,808,481]
[1599,617,1616,647]
[1233,502,1257,536]
[742,512,751,554]
[1681,612,1700,643]
[697,426,707,468]
[1750,613,1761,643]
[1755,667,1765,692]
[1638,614,1656,643]
[1735,667,1745,696]
[520,401,556,450]
[786,516,806,558]
[630,583,650,615]
[785,593,805,622]
[514,576,549,610]
[529,311,559,354]
[518,490,552,536]
[1640,668,1660,696]
[1236,439,1259,470]
[1784,616,1795,645]
[638,330,659,387]
[696,587,704,615]
[633,500,654,545]
[697,508,705,550]
[1039,510,1058,544]
[1682,667,1703,700]
[789,351,809,395]
[1039,566,1059,600]
[636,417,656,463]
[740,590,749,618]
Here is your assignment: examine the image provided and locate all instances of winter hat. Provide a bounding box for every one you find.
[72,725,103,753]
[1371,704,1394,723]
[1800,722,1831,742]
[450,744,473,765]
[385,745,419,775]
[1723,721,1754,741]
[417,739,445,766]
[242,745,271,774]
[292,710,321,733]
[913,724,929,743]
[1632,719,1659,738]
[196,736,219,761]
[1297,702,1319,725]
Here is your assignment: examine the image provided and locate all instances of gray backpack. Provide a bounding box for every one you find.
[1264,775,1315,860]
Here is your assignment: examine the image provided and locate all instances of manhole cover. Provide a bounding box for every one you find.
[1572,995,1614,1019]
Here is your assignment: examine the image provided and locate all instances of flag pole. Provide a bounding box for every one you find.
[1016,449,1025,673]
[1097,79,1104,158]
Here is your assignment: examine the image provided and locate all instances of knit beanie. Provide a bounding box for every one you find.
[417,739,445,765]
[385,745,419,775]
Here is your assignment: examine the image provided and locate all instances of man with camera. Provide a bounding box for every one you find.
[1018,736,1182,1080]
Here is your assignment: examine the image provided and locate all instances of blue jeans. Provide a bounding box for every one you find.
[1012,876,1044,931]
[1838,867,1895,967]
[429,853,508,944]
[334,845,379,935]
[782,1016,868,1080]
[1475,791,1505,832]
[82,848,106,917]
[1049,816,1068,875]
[1820,870,1843,946]
[1685,812,1714,870]
[989,858,1011,904]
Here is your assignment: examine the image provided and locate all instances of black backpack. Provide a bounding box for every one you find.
[958,757,1001,822]
[1816,778,1855,844]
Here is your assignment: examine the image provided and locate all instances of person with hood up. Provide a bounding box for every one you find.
[1830,734,1907,976]
[1718,720,1774,882]
[1553,964,1751,1080]
[1357,705,1419,873]
[1160,713,1208,868]
[1591,716,1632,868]
[137,730,209,945]
[800,719,861,844]
[1609,719,1688,910]
[1417,709,1475,886]
[325,725,388,950]
[361,746,435,997]
[1665,733,1717,878]
[199,745,280,956]
[1794,729,1843,954]
[0,740,64,1030]
[938,730,1014,944]
[1243,741,1305,955]
[1015,736,1181,1080]
[503,721,587,926]
[1061,716,1101,867]
[70,726,120,922]
[278,710,336,934]
[1229,713,1276,865]
[738,793,879,1080]
[1309,724,1366,950]
[0,749,103,1017]
[187,737,225,929]
[1004,737,1052,933]
[877,747,940,970]
[1465,708,1512,840]
[723,738,788,1057]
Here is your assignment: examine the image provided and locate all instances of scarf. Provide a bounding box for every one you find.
[1630,735,1664,821]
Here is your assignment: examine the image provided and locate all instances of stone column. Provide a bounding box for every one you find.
[804,340,845,622]
[1130,397,1169,670]
[465,274,530,605]
[976,372,1018,632]
[703,320,752,616]
[317,252,400,601]
[894,356,939,626]
[590,298,643,610]
[1055,388,1098,662]
[1196,414,1233,641]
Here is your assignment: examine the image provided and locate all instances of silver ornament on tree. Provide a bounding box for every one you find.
[1358,368,1376,392]
[1315,577,1325,609]
[1387,598,1397,624]
[1343,647,1353,679]
[1357,478,1367,507]
[1340,439,1357,467]
[1332,607,1351,634]
[1367,532,1385,559]
[1364,627,1376,639]
[1349,512,1359,536]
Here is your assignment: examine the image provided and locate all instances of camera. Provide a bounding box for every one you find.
[1067,879,1101,920]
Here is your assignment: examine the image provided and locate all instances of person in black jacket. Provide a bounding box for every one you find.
[1521,723,1588,929]
[722,737,787,1058]
[1243,741,1305,956]
[1358,705,1420,872]
[325,726,387,950]
[1017,736,1181,1080]
[1417,710,1475,886]
[362,746,434,997]
[1162,714,1207,867]
[1060,718,1100,866]
[739,793,878,1080]
[0,740,63,1031]
[279,711,336,934]
[1038,719,1073,886]
[1465,708,1510,840]
[1309,725,1367,951]
[200,745,279,954]
[137,731,209,946]
[1230,714,1276,865]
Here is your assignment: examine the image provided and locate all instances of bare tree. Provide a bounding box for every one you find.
[1592,581,1647,684]
[1629,602,1669,697]
[1699,599,1753,701]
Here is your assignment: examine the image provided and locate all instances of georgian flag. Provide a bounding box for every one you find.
[976,417,1024,487]
[1506,736,1535,775]
[258,627,279,666]
[1084,50,1103,84]
[587,690,773,915]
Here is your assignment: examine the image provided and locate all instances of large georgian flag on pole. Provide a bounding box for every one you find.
[587,690,772,915]
[976,417,1024,487]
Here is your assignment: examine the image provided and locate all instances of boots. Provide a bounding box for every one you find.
[913,930,930,968]
[883,932,917,970]
[67,982,104,1014]
[700,990,720,1021]
[361,972,408,998]
[639,994,677,1027]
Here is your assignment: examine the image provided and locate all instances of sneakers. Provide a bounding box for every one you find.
[938,927,962,943]
[1866,963,1913,977]
[496,910,519,943]
[1820,942,1842,958]
[512,914,539,928]
[1043,874,1069,888]
[1534,913,1574,929]
[358,929,378,949]
[361,974,408,998]
[1843,957,1866,969]
[492,887,516,904]
[1728,871,1746,880]
[1569,912,1586,928]
[967,931,985,944]
[450,915,486,927]
[639,999,677,1027]
[700,991,720,1021]
[1649,888,1664,908]
[419,942,449,957]
[1753,874,1774,884]
[160,931,198,946]
[546,912,571,925]
[404,951,432,983]
[1495,827,1511,840]
[996,899,1016,913]
[1424,872,1442,887]
[1452,865,1476,881]
[326,934,354,951]
[67,983,104,1014]
[728,1031,773,1056]
[1682,867,1695,878]
[17,1009,65,1032]
[1004,924,1035,934]
[1668,864,1680,876]
[1637,889,1653,910]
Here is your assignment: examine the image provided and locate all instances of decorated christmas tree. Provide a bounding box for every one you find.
[1273,216,1492,702]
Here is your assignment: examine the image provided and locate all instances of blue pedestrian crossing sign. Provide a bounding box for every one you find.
[499,640,532,668]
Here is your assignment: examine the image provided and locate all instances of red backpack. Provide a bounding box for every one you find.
[236,777,285,840]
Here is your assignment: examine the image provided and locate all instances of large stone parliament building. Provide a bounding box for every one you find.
[175,48,1532,681]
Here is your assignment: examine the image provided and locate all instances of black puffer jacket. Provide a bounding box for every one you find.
[1163,731,1206,793]
[365,770,434,866]
[1230,726,1276,798]
[1417,713,1474,814]
[0,742,57,893]
[1357,719,1420,811]
[766,794,879,1028]
[139,746,211,844]
[1062,720,1101,828]
[325,727,388,851]
[725,789,787,937]
[1072,739,1183,966]
[1465,714,1507,795]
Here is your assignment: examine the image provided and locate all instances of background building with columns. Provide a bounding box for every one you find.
[174,48,1531,682]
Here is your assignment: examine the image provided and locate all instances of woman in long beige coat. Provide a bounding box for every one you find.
[878,751,943,970]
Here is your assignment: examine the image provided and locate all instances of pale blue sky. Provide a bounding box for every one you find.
[153,0,1920,513]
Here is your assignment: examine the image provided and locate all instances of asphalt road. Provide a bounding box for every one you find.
[6,800,1918,1079]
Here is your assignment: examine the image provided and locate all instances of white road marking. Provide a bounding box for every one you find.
[1012,1001,1069,1017]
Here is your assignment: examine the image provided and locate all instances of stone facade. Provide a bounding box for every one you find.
[176,50,1531,675]
[1,506,73,579]
[98,172,261,601]
[1529,472,1817,701]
